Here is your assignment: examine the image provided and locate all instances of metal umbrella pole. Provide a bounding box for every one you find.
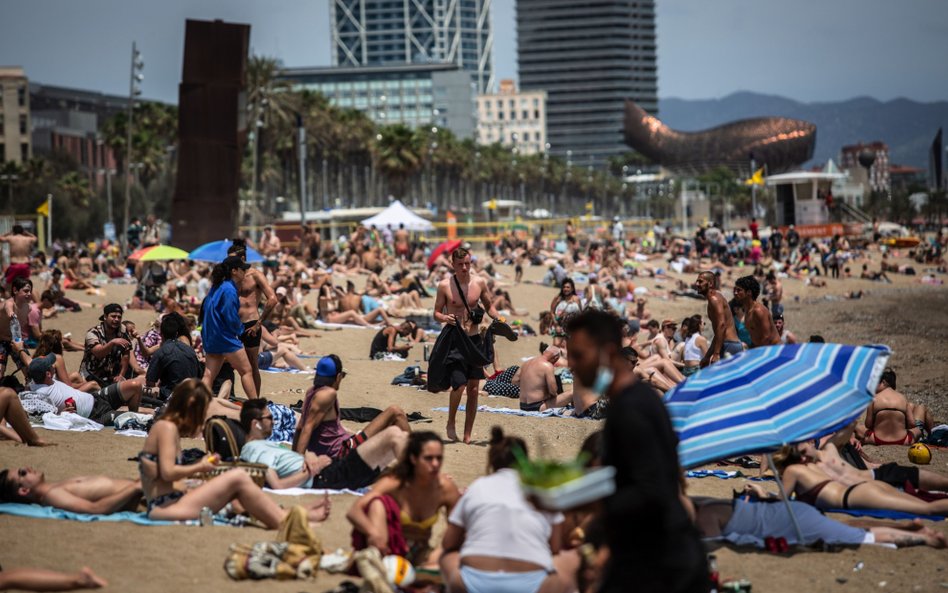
[766,453,805,545]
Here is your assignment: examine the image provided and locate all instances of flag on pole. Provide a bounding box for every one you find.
[36,201,49,216]
[744,168,765,186]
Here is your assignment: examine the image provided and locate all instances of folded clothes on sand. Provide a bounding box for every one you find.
[38,412,103,432]
[685,470,743,479]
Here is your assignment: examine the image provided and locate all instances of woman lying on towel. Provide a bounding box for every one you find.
[347,431,461,569]
[751,445,948,516]
[137,379,330,528]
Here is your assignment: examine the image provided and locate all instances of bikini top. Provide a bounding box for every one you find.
[872,407,910,428]
[795,479,831,506]
[400,509,439,533]
[137,450,183,480]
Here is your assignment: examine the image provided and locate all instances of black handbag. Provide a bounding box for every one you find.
[453,275,485,325]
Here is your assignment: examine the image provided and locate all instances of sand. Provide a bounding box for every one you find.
[1,249,946,593]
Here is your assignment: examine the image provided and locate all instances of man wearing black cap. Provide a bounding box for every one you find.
[79,303,139,387]
[293,354,409,459]
[200,255,258,399]
[28,353,144,425]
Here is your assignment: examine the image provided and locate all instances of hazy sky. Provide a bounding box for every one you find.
[1,0,946,105]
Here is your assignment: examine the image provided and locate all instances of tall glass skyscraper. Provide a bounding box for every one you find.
[517,0,658,166]
[331,0,493,94]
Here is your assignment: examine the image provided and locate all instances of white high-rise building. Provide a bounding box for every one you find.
[331,0,494,94]
[476,79,547,155]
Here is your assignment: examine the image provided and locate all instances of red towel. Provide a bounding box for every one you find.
[351,494,409,558]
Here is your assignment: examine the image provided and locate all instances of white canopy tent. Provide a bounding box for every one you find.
[360,200,434,232]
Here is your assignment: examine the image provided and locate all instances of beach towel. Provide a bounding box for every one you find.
[0,503,171,525]
[823,508,945,522]
[260,367,314,374]
[685,470,743,479]
[114,429,148,438]
[39,412,103,432]
[431,405,597,420]
[0,502,257,526]
[267,402,297,443]
[264,487,367,497]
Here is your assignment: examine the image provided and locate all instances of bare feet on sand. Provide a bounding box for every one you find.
[306,495,331,522]
[446,425,459,442]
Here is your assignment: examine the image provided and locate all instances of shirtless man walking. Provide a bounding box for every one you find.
[394,223,410,260]
[0,225,37,289]
[733,275,780,348]
[433,247,501,443]
[229,241,278,396]
[694,271,742,367]
[0,466,142,514]
[518,346,573,412]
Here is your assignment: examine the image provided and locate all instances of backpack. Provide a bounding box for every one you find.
[203,416,247,461]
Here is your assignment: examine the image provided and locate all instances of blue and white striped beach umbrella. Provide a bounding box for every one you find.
[664,343,891,469]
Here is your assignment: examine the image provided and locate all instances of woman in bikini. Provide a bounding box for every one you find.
[680,316,708,378]
[749,445,948,515]
[138,379,330,527]
[347,431,461,569]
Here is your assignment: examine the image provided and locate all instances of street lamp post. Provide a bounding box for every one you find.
[122,42,144,255]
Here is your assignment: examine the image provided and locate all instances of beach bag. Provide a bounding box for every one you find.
[204,416,247,461]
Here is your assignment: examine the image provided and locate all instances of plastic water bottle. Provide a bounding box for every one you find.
[199,506,213,527]
[10,316,22,344]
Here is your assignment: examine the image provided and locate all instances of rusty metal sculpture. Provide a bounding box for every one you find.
[623,100,816,174]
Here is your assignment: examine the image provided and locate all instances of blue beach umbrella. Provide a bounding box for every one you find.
[664,343,891,470]
[188,240,264,264]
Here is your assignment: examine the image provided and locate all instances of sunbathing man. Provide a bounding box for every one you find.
[732,275,780,348]
[0,466,142,514]
[293,355,410,459]
[28,353,144,426]
[860,368,931,446]
[518,346,574,412]
[694,271,742,366]
[798,439,948,493]
[240,399,404,491]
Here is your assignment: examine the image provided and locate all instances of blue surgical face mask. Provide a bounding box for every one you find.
[590,353,614,396]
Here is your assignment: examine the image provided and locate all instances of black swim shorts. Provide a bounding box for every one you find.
[240,320,262,349]
[873,462,920,489]
[446,334,486,389]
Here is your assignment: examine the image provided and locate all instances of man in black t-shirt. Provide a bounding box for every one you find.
[145,313,202,400]
[566,310,709,593]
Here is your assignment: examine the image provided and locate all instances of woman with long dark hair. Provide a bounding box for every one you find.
[347,431,461,569]
[138,379,329,526]
[33,330,99,393]
[199,257,258,399]
[440,426,571,593]
[549,278,581,349]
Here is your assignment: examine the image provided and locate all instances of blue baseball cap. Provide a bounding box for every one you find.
[314,355,345,387]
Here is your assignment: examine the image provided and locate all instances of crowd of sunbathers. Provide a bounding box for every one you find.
[0,218,945,593]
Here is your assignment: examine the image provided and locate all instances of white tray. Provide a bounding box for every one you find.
[521,466,616,510]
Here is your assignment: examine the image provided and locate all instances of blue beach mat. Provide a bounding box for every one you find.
[0,503,253,526]
[824,507,944,522]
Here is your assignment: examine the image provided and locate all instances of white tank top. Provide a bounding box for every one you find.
[684,333,703,362]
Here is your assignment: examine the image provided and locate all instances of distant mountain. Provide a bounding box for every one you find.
[658,91,948,169]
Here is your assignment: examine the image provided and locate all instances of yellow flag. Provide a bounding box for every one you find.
[744,167,765,186]
[585,201,593,212]
[487,199,497,211]
[36,201,49,216]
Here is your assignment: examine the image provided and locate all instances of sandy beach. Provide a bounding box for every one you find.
[1,249,946,593]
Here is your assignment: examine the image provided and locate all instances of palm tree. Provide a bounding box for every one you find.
[374,124,421,200]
